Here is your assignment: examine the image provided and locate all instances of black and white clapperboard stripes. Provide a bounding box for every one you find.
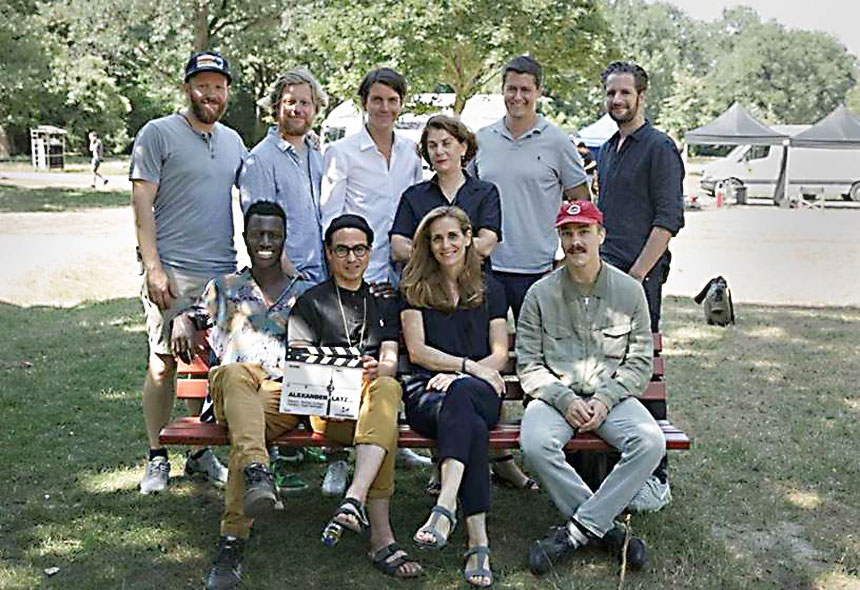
[286,346,363,367]
[280,347,364,419]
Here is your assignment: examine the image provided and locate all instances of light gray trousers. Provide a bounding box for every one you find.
[520,397,665,537]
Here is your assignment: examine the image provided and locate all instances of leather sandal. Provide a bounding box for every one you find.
[463,545,493,587]
[370,542,422,578]
[413,505,457,550]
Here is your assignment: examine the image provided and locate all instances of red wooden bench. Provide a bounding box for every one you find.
[160,333,691,453]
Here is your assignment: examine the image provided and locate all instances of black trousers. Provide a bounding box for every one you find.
[491,269,547,321]
[405,375,502,516]
[603,254,669,333]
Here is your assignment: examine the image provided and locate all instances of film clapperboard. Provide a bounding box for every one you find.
[280,346,363,420]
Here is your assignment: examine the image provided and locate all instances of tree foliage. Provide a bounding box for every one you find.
[1,0,857,155]
[602,1,857,138]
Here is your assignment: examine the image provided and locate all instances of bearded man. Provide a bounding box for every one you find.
[130,51,247,495]
[239,68,329,284]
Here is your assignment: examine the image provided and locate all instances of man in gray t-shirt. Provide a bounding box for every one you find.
[474,55,590,320]
[129,51,247,496]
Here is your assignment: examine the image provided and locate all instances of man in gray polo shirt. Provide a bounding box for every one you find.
[130,51,247,495]
[474,55,590,319]
[239,68,328,284]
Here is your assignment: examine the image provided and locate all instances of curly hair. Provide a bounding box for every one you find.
[418,115,478,168]
[601,61,649,93]
[400,206,485,312]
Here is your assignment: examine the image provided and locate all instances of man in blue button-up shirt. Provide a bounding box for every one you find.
[240,68,328,285]
[597,61,684,333]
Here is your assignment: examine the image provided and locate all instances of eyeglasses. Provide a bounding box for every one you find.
[331,244,370,259]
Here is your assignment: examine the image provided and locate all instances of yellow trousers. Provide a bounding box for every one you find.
[209,362,401,538]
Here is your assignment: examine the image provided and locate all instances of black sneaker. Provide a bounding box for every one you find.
[528,523,587,575]
[601,523,648,570]
[243,463,277,519]
[204,536,244,590]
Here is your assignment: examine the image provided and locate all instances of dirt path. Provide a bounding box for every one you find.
[1,199,858,308]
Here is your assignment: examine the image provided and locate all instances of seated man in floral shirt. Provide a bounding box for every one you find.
[171,201,308,590]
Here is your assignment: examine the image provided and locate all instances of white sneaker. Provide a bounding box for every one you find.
[397,448,432,469]
[185,449,228,488]
[140,456,170,495]
[321,460,349,497]
[628,475,672,513]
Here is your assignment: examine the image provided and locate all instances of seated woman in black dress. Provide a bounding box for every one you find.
[400,205,507,588]
[391,114,536,492]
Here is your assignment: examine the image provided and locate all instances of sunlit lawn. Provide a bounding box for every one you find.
[0,297,857,589]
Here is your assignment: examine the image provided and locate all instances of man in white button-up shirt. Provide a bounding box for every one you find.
[321,67,423,285]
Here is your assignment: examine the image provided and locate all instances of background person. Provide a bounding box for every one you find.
[400,206,507,588]
[130,50,245,495]
[89,131,108,188]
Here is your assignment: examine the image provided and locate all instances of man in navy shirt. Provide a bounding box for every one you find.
[596,62,684,333]
[596,61,683,514]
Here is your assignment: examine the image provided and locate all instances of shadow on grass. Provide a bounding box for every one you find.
[0,183,128,213]
[1,297,857,589]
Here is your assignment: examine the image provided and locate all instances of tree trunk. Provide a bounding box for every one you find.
[193,0,209,51]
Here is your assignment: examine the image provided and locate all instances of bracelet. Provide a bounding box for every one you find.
[461,357,468,373]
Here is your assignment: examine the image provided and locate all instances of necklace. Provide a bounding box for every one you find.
[335,283,367,352]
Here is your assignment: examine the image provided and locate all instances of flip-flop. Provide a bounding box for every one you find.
[370,542,422,578]
[413,505,457,550]
[463,545,493,588]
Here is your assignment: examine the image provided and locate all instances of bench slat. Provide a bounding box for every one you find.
[177,377,668,401]
[159,417,690,451]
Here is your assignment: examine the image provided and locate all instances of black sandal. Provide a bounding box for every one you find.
[321,497,369,547]
[370,542,422,578]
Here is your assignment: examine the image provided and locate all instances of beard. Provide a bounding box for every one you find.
[607,95,641,125]
[279,116,312,138]
[190,95,226,125]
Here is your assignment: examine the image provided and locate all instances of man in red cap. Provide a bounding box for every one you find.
[516,200,665,575]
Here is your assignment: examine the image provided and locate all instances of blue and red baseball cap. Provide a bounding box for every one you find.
[184,51,232,84]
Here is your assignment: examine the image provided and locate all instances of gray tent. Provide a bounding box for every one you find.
[685,102,788,145]
[776,105,860,204]
[790,105,860,149]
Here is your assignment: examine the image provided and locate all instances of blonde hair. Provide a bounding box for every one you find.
[401,206,485,312]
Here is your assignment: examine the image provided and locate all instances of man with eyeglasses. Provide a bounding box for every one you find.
[287,214,421,579]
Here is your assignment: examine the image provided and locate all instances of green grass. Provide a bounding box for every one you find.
[0,184,128,213]
[0,297,858,589]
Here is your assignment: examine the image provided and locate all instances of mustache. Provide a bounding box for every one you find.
[565,245,588,255]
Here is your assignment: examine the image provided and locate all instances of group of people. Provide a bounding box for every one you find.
[129,48,684,589]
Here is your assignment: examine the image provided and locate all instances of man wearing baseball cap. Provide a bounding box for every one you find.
[130,50,247,495]
[516,200,665,575]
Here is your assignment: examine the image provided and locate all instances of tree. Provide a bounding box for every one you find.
[704,12,856,124]
[309,0,613,116]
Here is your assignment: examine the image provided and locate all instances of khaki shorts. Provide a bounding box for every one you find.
[140,267,211,356]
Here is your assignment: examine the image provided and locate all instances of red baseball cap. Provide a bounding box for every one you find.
[555,200,603,227]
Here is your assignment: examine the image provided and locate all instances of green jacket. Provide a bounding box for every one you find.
[516,262,653,413]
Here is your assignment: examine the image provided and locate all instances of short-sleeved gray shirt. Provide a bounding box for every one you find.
[474,115,587,274]
[129,113,246,277]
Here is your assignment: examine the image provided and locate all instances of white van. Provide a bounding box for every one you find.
[321,93,506,149]
[699,127,860,201]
